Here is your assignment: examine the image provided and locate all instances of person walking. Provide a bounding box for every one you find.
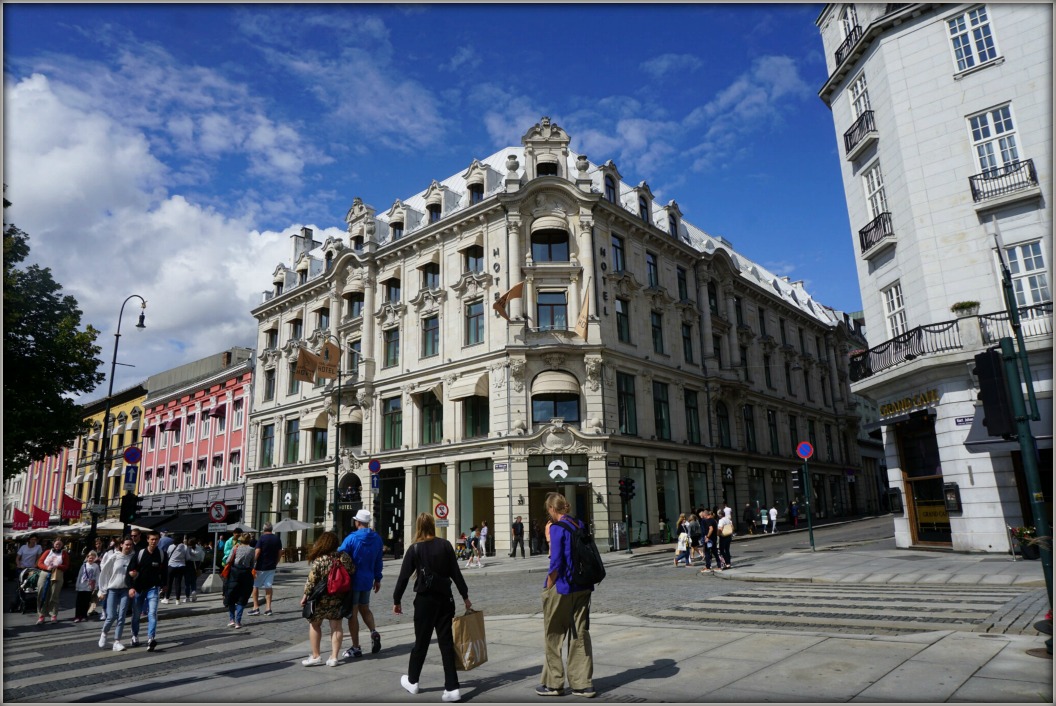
[673,527,691,567]
[222,527,243,565]
[157,530,174,560]
[769,505,779,534]
[479,521,490,558]
[183,537,205,602]
[537,492,596,698]
[223,532,255,629]
[17,535,43,571]
[687,512,704,563]
[74,550,100,622]
[791,502,800,528]
[300,531,355,667]
[394,512,471,703]
[36,538,70,624]
[248,522,282,616]
[716,513,733,569]
[464,527,482,569]
[97,538,134,650]
[162,535,189,604]
[338,509,385,660]
[127,530,166,651]
[510,516,525,559]
[743,504,757,535]
[697,508,719,574]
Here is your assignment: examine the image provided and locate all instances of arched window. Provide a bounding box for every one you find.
[531,371,581,425]
[531,229,570,262]
[716,402,731,448]
[638,196,650,223]
[537,162,559,177]
[604,175,617,202]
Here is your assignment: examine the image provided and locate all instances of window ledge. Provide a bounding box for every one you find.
[953,56,1004,80]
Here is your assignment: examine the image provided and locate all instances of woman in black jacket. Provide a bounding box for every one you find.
[393,513,471,703]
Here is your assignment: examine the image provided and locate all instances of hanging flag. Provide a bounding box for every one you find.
[12,508,30,531]
[30,505,50,529]
[61,494,83,519]
[574,277,592,339]
[294,347,320,383]
[493,281,525,321]
[315,340,340,380]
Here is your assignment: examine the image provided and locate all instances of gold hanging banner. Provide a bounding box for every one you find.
[315,341,340,380]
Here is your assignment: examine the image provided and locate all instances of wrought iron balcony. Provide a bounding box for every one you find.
[858,212,895,259]
[969,159,1039,202]
[844,110,877,159]
[835,25,863,66]
[849,320,962,382]
[979,302,1053,345]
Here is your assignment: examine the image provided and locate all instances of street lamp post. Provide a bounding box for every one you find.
[86,295,146,549]
[319,335,360,532]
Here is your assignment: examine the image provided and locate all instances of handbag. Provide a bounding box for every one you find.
[302,599,316,620]
[721,523,734,537]
[302,580,327,620]
[221,564,231,579]
[452,608,488,671]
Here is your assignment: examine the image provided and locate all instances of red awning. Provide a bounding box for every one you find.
[162,418,182,432]
[209,405,226,418]
[141,425,156,438]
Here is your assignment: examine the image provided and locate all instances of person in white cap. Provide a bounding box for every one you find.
[337,509,384,660]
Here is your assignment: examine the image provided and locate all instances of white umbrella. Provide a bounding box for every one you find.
[95,518,150,532]
[272,518,313,532]
[227,523,257,533]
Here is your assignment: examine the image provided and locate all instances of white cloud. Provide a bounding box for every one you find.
[640,53,702,79]
[443,46,481,73]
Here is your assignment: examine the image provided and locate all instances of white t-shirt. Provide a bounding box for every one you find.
[769,507,778,522]
[723,507,733,521]
[17,543,42,569]
[717,516,732,535]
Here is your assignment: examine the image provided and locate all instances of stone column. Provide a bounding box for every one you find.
[698,273,714,359]
[297,477,308,548]
[507,219,523,320]
[362,274,377,361]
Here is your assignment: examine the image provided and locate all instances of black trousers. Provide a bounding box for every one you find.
[166,566,186,600]
[510,536,525,558]
[408,592,459,691]
[75,590,92,619]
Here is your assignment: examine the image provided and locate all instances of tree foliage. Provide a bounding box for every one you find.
[4,200,104,477]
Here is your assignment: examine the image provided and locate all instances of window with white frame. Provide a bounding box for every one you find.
[968,105,1019,175]
[185,414,196,441]
[200,413,210,439]
[196,458,207,486]
[882,282,908,337]
[839,4,859,38]
[212,455,223,485]
[863,162,888,220]
[229,451,241,482]
[1006,241,1051,307]
[849,73,870,118]
[947,6,997,72]
[215,410,226,434]
[233,399,244,429]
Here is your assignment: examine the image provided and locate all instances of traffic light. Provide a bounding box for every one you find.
[617,477,636,502]
[119,492,140,524]
[973,348,1016,438]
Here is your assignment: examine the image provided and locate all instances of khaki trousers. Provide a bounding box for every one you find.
[541,585,593,691]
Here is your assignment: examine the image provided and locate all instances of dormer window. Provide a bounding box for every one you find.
[298,270,308,285]
[274,281,284,296]
[427,204,441,223]
[638,196,651,223]
[353,235,364,251]
[537,162,559,177]
[668,214,678,237]
[531,229,570,262]
[469,183,484,204]
[391,221,404,240]
[385,278,401,304]
[420,262,440,289]
[604,175,617,203]
[325,252,333,272]
[463,246,484,274]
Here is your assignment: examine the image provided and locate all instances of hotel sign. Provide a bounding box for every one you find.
[880,389,939,418]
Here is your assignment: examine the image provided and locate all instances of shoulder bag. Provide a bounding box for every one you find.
[415,542,451,595]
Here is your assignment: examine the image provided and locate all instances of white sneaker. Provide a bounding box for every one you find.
[190,591,198,602]
[326,657,339,667]
[161,598,169,605]
[442,689,461,702]
[112,641,125,652]
[98,633,107,649]
[401,675,419,695]
[302,655,322,667]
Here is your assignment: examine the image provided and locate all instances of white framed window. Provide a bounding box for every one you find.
[233,398,244,429]
[882,282,908,337]
[212,455,223,485]
[849,73,870,118]
[215,411,226,435]
[201,414,210,439]
[968,104,1019,175]
[840,4,859,38]
[159,430,167,449]
[947,6,997,72]
[186,414,196,440]
[863,162,888,220]
[229,451,241,482]
[1006,241,1051,307]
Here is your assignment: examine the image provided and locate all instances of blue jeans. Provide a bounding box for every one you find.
[131,586,159,639]
[184,564,198,596]
[102,589,129,641]
[229,601,244,624]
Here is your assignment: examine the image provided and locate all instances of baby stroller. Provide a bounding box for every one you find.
[11,568,41,614]
[455,537,473,561]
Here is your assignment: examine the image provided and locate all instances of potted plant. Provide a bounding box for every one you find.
[1011,525,1040,560]
[950,300,980,317]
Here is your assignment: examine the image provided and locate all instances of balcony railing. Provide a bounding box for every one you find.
[835,24,863,66]
[969,159,1039,202]
[844,110,877,155]
[850,320,962,382]
[858,212,894,256]
[979,302,1053,345]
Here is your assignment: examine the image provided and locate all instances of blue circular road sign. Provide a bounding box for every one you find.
[796,441,814,460]
[368,459,381,474]
[123,446,142,465]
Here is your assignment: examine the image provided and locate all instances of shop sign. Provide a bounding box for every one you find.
[494,462,508,470]
[880,389,939,418]
[916,505,949,524]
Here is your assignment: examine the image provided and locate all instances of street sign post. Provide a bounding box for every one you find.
[368,459,381,474]
[208,522,227,533]
[796,441,816,552]
[122,446,142,465]
[434,503,449,520]
[371,474,379,490]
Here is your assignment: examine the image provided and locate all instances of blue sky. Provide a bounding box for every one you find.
[3,2,860,397]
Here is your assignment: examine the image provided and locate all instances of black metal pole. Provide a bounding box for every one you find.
[332,359,341,532]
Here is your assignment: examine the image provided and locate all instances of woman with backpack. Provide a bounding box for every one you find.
[299,531,355,667]
[393,512,471,703]
[223,532,255,629]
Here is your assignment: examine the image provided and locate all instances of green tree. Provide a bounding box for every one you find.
[4,199,104,477]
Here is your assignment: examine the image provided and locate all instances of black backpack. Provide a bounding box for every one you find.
[555,519,606,586]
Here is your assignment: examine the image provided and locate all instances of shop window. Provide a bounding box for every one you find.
[531,229,570,262]
[462,396,489,439]
[617,372,637,435]
[716,402,731,448]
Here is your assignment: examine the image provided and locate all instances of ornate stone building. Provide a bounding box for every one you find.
[246,118,866,556]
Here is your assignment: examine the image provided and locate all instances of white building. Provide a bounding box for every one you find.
[817,3,1052,551]
[246,117,868,557]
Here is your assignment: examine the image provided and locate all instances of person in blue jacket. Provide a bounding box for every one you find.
[338,509,385,659]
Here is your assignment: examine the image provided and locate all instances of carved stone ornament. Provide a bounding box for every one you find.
[322,236,346,254]
[604,270,643,298]
[506,154,520,175]
[525,422,591,456]
[584,355,603,392]
[488,362,506,388]
[409,287,447,313]
[509,358,526,392]
[521,116,571,145]
[676,300,700,323]
[323,397,335,417]
[576,154,590,176]
[260,348,282,366]
[646,286,675,309]
[542,352,566,370]
[281,339,302,358]
[736,324,756,346]
[451,271,493,300]
[355,389,374,409]
[374,301,406,329]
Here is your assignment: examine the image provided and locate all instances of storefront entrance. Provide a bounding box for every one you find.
[372,468,405,558]
[527,455,593,549]
[895,412,951,545]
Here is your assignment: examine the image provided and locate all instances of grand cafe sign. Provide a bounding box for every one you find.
[880,388,939,418]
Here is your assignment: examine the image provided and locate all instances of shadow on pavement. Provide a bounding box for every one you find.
[459,665,540,701]
[594,657,680,696]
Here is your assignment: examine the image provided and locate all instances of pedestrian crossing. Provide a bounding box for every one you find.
[648,584,1036,635]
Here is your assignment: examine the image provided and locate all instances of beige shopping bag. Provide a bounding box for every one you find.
[452,608,488,671]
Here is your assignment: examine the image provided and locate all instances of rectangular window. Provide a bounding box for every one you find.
[289,318,303,341]
[186,414,196,440]
[804,369,813,401]
[969,104,1019,177]
[616,372,637,436]
[764,354,774,389]
[260,424,275,468]
[317,308,330,331]
[1006,241,1051,306]
[788,414,798,458]
[537,291,568,331]
[463,396,489,439]
[735,297,744,326]
[348,293,364,318]
[172,424,181,445]
[779,317,788,345]
[284,419,299,464]
[195,458,206,486]
[882,282,908,337]
[849,72,871,118]
[469,183,484,204]
[616,298,631,343]
[465,300,485,345]
[808,419,817,450]
[863,161,888,220]
[310,428,327,461]
[386,278,401,304]
[646,252,659,287]
[743,405,757,452]
[421,263,440,290]
[682,324,694,364]
[215,409,226,434]
[233,399,244,429]
[685,390,700,444]
[265,329,278,349]
[713,335,723,368]
[350,339,361,376]
[785,361,795,396]
[384,328,400,368]
[825,424,835,462]
[420,394,443,445]
[212,455,223,484]
[651,311,664,354]
[463,246,484,273]
[288,362,300,394]
[383,397,402,450]
[740,346,750,381]
[229,451,241,482]
[200,414,210,439]
[948,6,997,72]
[758,308,768,337]
[422,315,440,357]
[767,409,780,455]
[676,267,689,301]
[611,235,625,272]
[652,381,671,441]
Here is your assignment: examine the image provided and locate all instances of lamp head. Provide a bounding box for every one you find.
[136,301,146,330]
